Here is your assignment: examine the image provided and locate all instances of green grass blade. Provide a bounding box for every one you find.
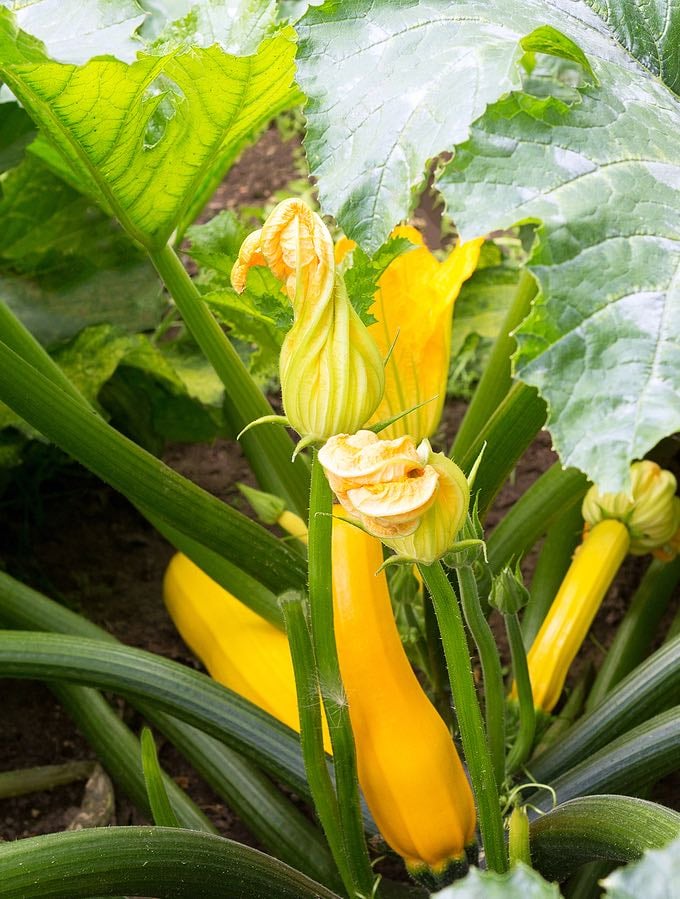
[140,727,181,828]
[0,826,342,899]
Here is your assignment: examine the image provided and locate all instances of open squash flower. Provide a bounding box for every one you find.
[337,226,483,441]
[318,430,469,564]
[231,199,384,441]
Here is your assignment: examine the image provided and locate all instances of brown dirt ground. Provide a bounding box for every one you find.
[0,128,678,861]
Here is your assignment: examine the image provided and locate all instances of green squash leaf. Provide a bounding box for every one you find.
[295,0,636,254]
[438,73,680,492]
[0,8,298,247]
[434,863,560,898]
[343,235,415,326]
[583,0,680,93]
[0,103,35,172]
[295,1,680,490]
[603,835,680,899]
[147,0,279,56]
[0,0,146,63]
[0,156,163,346]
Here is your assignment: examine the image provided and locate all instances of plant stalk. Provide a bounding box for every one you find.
[456,565,505,788]
[418,561,507,872]
[281,592,351,897]
[308,456,375,898]
[149,244,309,517]
[505,612,536,775]
[452,269,537,460]
[522,501,584,647]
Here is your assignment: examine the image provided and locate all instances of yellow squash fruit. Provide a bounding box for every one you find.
[521,520,630,713]
[163,552,329,752]
[332,507,477,876]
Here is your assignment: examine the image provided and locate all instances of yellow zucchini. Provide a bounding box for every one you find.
[163,552,330,752]
[522,519,630,712]
[331,507,476,875]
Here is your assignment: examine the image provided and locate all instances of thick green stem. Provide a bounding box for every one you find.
[0,761,94,799]
[457,383,547,517]
[486,464,588,577]
[418,561,507,873]
[281,592,350,897]
[308,457,375,898]
[456,566,505,788]
[423,588,453,729]
[505,613,536,775]
[149,244,309,518]
[530,796,680,882]
[0,302,291,623]
[0,572,336,881]
[586,556,680,711]
[522,501,584,647]
[453,270,537,460]
[0,340,306,595]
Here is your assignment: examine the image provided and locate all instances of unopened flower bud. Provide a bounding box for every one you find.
[231,199,384,440]
[319,430,469,564]
[488,564,529,615]
[582,461,678,555]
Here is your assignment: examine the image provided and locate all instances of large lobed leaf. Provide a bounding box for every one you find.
[0,7,299,248]
[296,0,680,491]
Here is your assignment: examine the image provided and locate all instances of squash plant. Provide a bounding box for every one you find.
[0,1,679,898]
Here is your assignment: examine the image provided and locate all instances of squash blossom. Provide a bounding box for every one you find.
[582,460,679,554]
[318,430,469,564]
[518,460,679,713]
[337,226,483,441]
[231,199,384,441]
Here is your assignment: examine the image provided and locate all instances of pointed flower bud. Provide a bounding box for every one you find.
[319,430,469,564]
[582,461,678,555]
[231,199,384,440]
[488,564,530,615]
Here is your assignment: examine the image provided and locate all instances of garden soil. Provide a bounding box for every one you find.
[0,129,677,852]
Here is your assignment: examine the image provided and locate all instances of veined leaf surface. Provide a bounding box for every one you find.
[0,9,298,247]
[297,0,680,491]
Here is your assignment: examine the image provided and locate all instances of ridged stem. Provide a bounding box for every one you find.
[508,805,531,868]
[0,340,306,595]
[0,827,342,899]
[281,592,350,897]
[0,761,94,799]
[418,561,507,873]
[530,796,680,882]
[456,565,505,788]
[505,612,536,775]
[308,456,375,898]
[452,269,537,460]
[148,244,309,518]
